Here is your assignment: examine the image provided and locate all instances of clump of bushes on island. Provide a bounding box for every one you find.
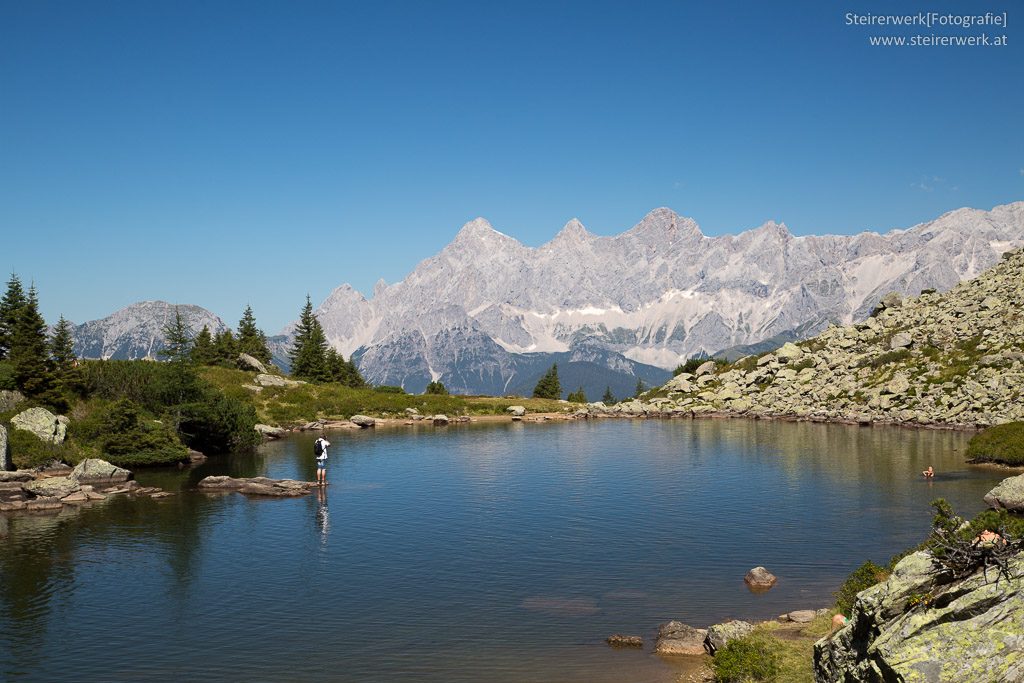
[965,421,1024,466]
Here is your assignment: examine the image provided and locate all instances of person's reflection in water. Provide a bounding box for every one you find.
[316,485,330,545]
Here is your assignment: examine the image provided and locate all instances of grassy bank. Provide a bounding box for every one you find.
[198,367,575,426]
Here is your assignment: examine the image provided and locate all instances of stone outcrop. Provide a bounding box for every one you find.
[11,407,69,444]
[744,566,777,589]
[254,373,303,388]
[654,620,708,655]
[23,476,80,499]
[254,423,286,439]
[432,415,450,426]
[704,620,754,655]
[350,415,376,428]
[237,353,268,374]
[507,405,526,417]
[71,458,133,484]
[0,390,25,413]
[814,550,1024,682]
[983,474,1024,513]
[598,248,1024,429]
[0,425,10,472]
[197,475,318,497]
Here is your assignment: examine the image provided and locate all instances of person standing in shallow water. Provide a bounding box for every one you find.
[314,436,331,485]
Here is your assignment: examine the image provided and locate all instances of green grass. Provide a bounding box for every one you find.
[834,561,889,615]
[199,367,574,425]
[712,615,833,683]
[966,421,1024,466]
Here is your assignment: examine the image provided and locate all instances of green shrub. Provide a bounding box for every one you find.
[834,561,889,614]
[712,635,780,682]
[73,398,187,467]
[176,391,261,455]
[966,422,1024,466]
[6,428,92,469]
[425,381,448,395]
[373,385,406,394]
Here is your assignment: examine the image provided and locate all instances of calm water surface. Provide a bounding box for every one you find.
[0,419,1005,681]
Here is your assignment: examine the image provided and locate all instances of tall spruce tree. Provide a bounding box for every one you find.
[289,295,328,381]
[191,325,216,365]
[567,386,587,403]
[532,363,561,399]
[50,315,83,401]
[9,285,58,403]
[0,273,27,360]
[213,329,237,364]
[602,386,615,404]
[159,307,193,363]
[236,305,271,364]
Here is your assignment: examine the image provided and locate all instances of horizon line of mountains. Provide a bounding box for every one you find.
[70,201,1024,400]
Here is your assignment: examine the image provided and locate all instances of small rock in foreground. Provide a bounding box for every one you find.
[654,621,708,655]
[744,566,777,590]
[606,634,643,648]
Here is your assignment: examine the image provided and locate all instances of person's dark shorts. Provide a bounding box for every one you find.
[317,460,327,471]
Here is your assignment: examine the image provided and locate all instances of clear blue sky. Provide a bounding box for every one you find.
[2,0,1021,332]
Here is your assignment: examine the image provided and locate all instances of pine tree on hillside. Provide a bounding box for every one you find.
[289,295,329,381]
[0,273,26,360]
[50,315,84,400]
[324,347,365,387]
[160,307,193,364]
[237,304,271,364]
[567,386,587,403]
[425,380,447,395]
[602,386,615,404]
[635,378,645,398]
[213,329,237,364]
[191,326,216,365]
[9,285,58,403]
[532,363,561,399]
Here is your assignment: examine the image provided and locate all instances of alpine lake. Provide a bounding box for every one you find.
[0,418,1006,682]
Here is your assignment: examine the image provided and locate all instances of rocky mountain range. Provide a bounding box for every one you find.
[72,202,1024,397]
[292,202,1024,394]
[600,246,1024,428]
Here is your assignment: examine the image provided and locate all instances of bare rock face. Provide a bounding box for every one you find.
[237,353,268,374]
[654,621,708,655]
[984,474,1024,512]
[11,407,69,445]
[254,424,286,439]
[255,373,303,388]
[744,566,777,590]
[0,390,25,413]
[507,405,526,417]
[814,550,1024,682]
[350,415,376,428]
[24,476,80,499]
[0,425,10,472]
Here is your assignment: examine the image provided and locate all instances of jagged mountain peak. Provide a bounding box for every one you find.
[452,217,518,245]
[625,207,702,240]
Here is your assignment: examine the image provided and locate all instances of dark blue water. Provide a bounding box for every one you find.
[0,419,1002,681]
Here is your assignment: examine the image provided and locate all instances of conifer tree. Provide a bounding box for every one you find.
[567,386,587,403]
[425,380,447,395]
[9,285,58,403]
[191,326,216,365]
[634,378,645,398]
[0,273,26,360]
[159,307,193,363]
[213,329,237,364]
[602,386,615,404]
[289,295,328,381]
[50,315,84,401]
[532,363,561,399]
[237,305,271,364]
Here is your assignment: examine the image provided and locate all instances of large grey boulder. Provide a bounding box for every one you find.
[0,390,25,413]
[704,620,754,655]
[695,361,717,377]
[350,415,376,428]
[24,476,80,499]
[0,425,10,471]
[506,405,526,417]
[432,414,450,426]
[255,373,302,388]
[654,621,708,655]
[71,458,133,484]
[814,550,1024,682]
[11,407,69,444]
[889,332,913,349]
[776,342,805,361]
[254,424,286,439]
[984,474,1024,512]
[237,353,268,374]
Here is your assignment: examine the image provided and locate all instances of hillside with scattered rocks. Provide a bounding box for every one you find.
[597,248,1024,428]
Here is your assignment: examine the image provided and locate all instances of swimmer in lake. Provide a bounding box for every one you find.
[923,466,934,479]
